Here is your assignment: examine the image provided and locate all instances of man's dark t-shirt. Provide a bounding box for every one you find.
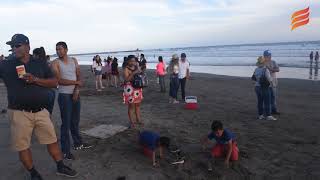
[0,56,54,109]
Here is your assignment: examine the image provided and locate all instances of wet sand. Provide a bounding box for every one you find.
[0,65,319,180]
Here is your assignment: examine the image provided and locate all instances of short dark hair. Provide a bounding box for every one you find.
[211,121,223,132]
[128,55,135,60]
[56,41,68,49]
[158,136,170,148]
[158,56,163,62]
[140,54,145,57]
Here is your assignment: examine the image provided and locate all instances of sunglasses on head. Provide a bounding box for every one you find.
[11,44,23,49]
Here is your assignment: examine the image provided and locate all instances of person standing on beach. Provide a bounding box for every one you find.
[315,52,319,80]
[93,55,105,91]
[156,56,166,92]
[264,50,280,115]
[104,57,113,87]
[178,53,190,102]
[0,34,77,179]
[122,56,128,69]
[139,54,148,86]
[33,47,56,115]
[252,56,277,121]
[52,41,92,161]
[309,51,314,79]
[111,57,120,88]
[123,55,144,128]
[168,54,180,104]
[0,54,4,61]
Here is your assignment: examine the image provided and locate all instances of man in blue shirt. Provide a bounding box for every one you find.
[201,121,239,170]
[139,130,170,167]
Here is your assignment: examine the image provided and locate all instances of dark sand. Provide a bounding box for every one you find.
[0,65,319,180]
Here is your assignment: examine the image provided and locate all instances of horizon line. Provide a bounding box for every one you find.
[51,40,320,57]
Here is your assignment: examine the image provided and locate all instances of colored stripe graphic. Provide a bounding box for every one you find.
[291,7,310,31]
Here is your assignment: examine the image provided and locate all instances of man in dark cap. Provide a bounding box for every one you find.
[0,34,77,180]
[264,50,280,115]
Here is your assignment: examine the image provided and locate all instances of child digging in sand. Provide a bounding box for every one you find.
[139,130,171,167]
[201,121,239,171]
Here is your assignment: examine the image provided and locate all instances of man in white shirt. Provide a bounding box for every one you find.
[264,50,280,115]
[178,53,190,101]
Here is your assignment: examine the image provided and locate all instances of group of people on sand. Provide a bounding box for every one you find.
[121,53,191,128]
[91,55,120,90]
[309,51,319,80]
[0,34,95,180]
[252,50,280,121]
[154,53,191,104]
[121,52,239,171]
[139,120,239,170]
[91,53,150,92]
[1,33,289,180]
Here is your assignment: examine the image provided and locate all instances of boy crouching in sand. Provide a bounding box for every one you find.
[139,130,170,167]
[201,121,239,170]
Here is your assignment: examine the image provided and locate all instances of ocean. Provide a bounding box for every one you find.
[69,41,320,80]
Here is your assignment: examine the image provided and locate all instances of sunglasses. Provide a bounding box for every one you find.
[11,44,23,49]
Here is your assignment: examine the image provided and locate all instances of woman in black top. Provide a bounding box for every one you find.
[111,57,119,88]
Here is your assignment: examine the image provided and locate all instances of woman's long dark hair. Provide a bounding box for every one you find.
[95,55,102,66]
[33,47,46,61]
[158,56,163,62]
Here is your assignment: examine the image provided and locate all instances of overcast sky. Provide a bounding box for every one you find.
[0,0,319,55]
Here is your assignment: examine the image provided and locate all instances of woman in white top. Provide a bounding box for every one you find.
[167,54,180,104]
[93,55,105,91]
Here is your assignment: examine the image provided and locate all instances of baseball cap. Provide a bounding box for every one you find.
[263,50,271,57]
[6,34,29,46]
[181,53,186,58]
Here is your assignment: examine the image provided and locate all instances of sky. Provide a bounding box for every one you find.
[0,0,319,55]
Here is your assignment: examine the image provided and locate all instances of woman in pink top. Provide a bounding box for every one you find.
[156,56,166,92]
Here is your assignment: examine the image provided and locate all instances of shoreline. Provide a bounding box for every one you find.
[77,65,315,81]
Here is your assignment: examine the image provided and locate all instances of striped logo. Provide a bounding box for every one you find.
[291,7,310,31]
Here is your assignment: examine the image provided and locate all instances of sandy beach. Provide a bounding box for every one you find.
[0,65,319,180]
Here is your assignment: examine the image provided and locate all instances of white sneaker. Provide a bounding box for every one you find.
[170,148,181,153]
[173,100,180,104]
[207,161,213,171]
[171,159,185,165]
[258,115,265,120]
[266,116,277,121]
